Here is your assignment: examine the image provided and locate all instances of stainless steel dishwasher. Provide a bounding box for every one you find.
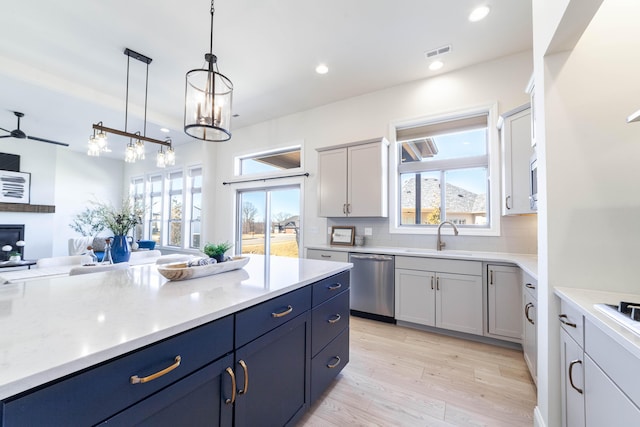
[348,253,395,323]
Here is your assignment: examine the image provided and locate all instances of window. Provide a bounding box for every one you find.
[188,167,202,249]
[131,164,203,249]
[236,146,302,176]
[167,171,183,247]
[236,186,301,258]
[390,106,500,236]
[148,174,163,244]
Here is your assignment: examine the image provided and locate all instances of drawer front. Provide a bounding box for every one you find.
[559,299,584,347]
[236,285,312,347]
[312,290,350,356]
[307,249,349,263]
[2,315,234,427]
[310,328,350,403]
[312,270,350,306]
[522,270,537,299]
[395,256,481,276]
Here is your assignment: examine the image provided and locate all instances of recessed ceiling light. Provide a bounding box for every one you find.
[469,5,490,22]
[315,64,329,75]
[429,60,444,71]
[160,128,170,133]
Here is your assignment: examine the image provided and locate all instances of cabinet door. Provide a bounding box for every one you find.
[487,265,522,340]
[347,142,388,217]
[560,329,585,427]
[99,354,234,427]
[318,148,347,217]
[500,106,534,215]
[395,268,436,326]
[522,290,537,383]
[234,312,310,427]
[584,355,640,426]
[436,273,483,335]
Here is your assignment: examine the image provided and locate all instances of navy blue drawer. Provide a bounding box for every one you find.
[311,290,350,356]
[310,328,349,403]
[236,286,312,347]
[312,271,350,306]
[2,315,234,426]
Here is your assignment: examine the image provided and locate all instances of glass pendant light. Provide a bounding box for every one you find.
[184,0,233,142]
[156,147,166,168]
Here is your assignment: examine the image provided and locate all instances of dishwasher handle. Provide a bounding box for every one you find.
[350,254,394,262]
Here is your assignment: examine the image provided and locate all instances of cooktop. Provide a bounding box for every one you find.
[594,302,640,336]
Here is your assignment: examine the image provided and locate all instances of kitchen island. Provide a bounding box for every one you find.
[0,255,352,426]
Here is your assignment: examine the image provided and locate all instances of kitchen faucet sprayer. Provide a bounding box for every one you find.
[436,221,459,251]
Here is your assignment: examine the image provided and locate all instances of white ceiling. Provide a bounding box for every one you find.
[0,0,532,157]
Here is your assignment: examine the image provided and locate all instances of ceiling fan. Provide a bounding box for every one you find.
[0,111,69,147]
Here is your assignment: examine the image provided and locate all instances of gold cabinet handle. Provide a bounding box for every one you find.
[224,367,236,404]
[272,305,293,318]
[559,314,577,328]
[525,302,535,325]
[568,359,583,394]
[327,356,341,369]
[327,283,342,291]
[328,314,341,324]
[130,355,181,384]
[237,359,249,395]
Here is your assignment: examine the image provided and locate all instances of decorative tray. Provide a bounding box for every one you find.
[157,256,250,281]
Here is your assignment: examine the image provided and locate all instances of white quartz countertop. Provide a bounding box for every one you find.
[306,245,538,279]
[0,255,351,400]
[555,287,640,359]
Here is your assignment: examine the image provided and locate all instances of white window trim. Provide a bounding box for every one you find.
[388,103,501,237]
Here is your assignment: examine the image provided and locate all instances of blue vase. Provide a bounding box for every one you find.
[110,235,131,263]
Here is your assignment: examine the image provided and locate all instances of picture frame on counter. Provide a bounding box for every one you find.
[330,226,355,246]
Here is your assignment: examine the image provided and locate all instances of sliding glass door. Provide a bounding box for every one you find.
[236,185,301,258]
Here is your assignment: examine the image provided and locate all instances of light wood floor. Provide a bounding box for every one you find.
[298,316,536,427]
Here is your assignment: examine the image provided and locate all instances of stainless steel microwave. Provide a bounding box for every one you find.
[530,153,538,211]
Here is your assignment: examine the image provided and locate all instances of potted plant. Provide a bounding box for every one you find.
[203,241,234,263]
[94,198,143,263]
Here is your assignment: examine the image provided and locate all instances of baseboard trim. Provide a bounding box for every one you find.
[533,406,545,427]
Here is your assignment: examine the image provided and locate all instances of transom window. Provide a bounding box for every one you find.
[236,146,301,176]
[390,106,500,236]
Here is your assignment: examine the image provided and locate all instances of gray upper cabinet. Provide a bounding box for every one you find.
[317,138,389,217]
[498,104,535,215]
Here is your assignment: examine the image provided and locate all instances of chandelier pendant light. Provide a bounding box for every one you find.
[90,48,173,166]
[184,0,234,142]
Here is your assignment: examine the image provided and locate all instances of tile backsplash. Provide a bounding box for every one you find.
[327,214,537,254]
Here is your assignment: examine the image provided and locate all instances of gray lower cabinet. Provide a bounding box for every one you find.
[486,264,522,342]
[0,271,351,427]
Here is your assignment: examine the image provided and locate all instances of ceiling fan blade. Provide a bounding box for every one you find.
[27,135,69,147]
[0,127,11,133]
[0,135,12,139]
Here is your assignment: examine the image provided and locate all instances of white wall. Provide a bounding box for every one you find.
[205,51,538,253]
[53,150,124,256]
[534,0,637,425]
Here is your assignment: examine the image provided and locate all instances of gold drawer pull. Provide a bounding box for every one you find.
[559,314,577,328]
[272,305,293,318]
[327,356,341,369]
[328,314,342,324]
[327,283,342,291]
[224,367,236,404]
[130,355,181,384]
[238,359,249,395]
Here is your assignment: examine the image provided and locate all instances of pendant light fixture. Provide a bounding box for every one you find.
[184,0,234,142]
[90,48,174,166]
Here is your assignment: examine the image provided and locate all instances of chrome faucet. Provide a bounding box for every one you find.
[436,221,459,251]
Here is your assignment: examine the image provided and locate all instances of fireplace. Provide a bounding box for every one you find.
[0,225,24,260]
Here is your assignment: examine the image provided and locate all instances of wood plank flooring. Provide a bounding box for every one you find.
[298,317,536,426]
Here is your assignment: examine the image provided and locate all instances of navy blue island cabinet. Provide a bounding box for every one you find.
[0,270,350,427]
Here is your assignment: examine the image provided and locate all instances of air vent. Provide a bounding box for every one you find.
[424,45,451,59]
